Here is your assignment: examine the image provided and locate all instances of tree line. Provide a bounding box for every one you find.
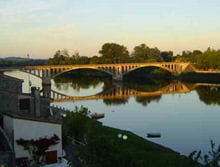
[49,43,220,70]
[48,43,174,65]
[1,43,220,70]
[175,48,220,70]
[0,58,48,67]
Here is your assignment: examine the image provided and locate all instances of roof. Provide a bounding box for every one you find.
[2,112,62,125]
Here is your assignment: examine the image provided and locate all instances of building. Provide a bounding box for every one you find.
[0,73,51,117]
[2,113,63,166]
[0,73,66,167]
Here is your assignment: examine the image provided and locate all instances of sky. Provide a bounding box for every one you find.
[0,0,220,58]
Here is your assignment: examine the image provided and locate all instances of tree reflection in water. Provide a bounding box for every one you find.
[52,70,220,107]
[195,86,220,105]
[135,96,161,106]
[53,72,168,106]
[53,70,112,92]
[103,98,129,105]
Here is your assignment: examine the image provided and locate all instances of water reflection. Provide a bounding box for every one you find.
[51,76,220,106]
[103,98,129,106]
[135,96,161,107]
[54,75,112,92]
[196,86,220,105]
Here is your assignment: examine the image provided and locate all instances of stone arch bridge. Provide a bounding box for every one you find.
[21,62,197,84]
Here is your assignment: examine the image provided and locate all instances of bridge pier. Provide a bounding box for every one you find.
[42,69,52,86]
[112,74,123,82]
[42,83,52,99]
[42,77,51,86]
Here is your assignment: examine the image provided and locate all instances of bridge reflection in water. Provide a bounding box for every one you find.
[41,81,220,103]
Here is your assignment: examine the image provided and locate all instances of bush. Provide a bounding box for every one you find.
[189,140,220,167]
[62,106,91,143]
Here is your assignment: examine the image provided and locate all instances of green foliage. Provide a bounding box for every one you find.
[161,51,174,62]
[48,50,90,65]
[72,123,198,167]
[189,140,220,167]
[176,48,220,70]
[99,43,130,63]
[0,58,48,67]
[62,106,91,142]
[76,136,134,167]
[131,44,167,62]
[48,43,174,65]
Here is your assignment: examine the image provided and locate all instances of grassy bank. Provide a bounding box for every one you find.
[178,72,220,83]
[62,106,199,167]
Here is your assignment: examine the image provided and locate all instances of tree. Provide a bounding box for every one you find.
[131,44,162,62]
[99,43,130,63]
[176,48,220,69]
[192,50,202,55]
[62,106,91,141]
[131,44,149,62]
[49,49,71,65]
[90,56,102,64]
[160,51,173,62]
[49,50,90,65]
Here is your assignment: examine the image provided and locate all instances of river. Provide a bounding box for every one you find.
[6,70,220,156]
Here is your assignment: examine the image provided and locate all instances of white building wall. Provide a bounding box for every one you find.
[12,118,62,159]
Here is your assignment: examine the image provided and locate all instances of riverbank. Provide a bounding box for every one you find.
[178,72,220,83]
[62,107,199,167]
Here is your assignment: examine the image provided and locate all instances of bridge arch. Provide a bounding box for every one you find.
[52,67,114,79]
[123,64,173,77]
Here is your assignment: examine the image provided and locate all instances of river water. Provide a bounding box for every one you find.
[6,70,220,156]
